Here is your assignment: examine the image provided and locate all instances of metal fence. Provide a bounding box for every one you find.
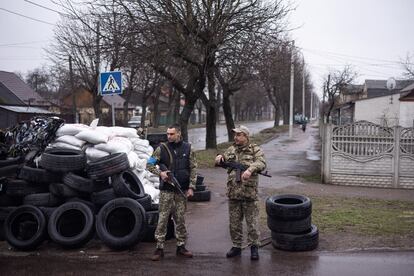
[321,121,414,189]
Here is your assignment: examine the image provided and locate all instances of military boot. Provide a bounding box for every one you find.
[176,246,193,258]
[250,245,259,260]
[151,248,164,261]
[226,247,241,258]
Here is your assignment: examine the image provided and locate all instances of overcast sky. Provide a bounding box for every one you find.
[1,0,413,97]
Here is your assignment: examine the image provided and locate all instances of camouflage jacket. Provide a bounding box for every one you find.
[222,143,266,201]
[147,142,197,191]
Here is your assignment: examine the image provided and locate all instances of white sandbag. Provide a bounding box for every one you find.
[135,157,147,171]
[134,169,147,182]
[134,144,150,154]
[95,126,114,137]
[55,135,86,148]
[146,145,154,156]
[95,137,133,154]
[56,124,89,137]
[146,174,160,183]
[137,152,150,161]
[75,129,109,144]
[109,126,139,138]
[85,147,109,161]
[127,151,139,168]
[130,138,150,147]
[49,142,81,151]
[143,183,160,201]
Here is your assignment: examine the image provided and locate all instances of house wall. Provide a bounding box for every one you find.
[354,94,400,126]
[400,102,414,127]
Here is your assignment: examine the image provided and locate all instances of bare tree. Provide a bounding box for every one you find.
[402,52,414,79]
[322,65,357,122]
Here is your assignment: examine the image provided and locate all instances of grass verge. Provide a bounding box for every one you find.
[259,193,414,237]
[196,125,288,168]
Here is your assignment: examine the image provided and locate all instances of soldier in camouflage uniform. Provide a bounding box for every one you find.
[215,125,266,260]
[147,124,197,261]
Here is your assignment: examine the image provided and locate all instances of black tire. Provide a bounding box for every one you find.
[48,202,95,248]
[39,207,57,220]
[87,153,129,180]
[6,179,48,197]
[136,194,152,211]
[271,224,319,251]
[0,207,16,241]
[4,205,47,250]
[96,197,146,250]
[112,170,145,199]
[65,198,96,214]
[141,210,159,242]
[267,215,311,234]
[40,148,86,173]
[0,157,22,167]
[196,174,204,186]
[0,164,21,178]
[23,193,63,207]
[62,172,95,193]
[195,185,206,192]
[49,183,83,198]
[91,188,117,207]
[18,165,61,184]
[166,216,175,240]
[149,203,159,211]
[266,194,312,221]
[0,194,21,207]
[188,190,211,202]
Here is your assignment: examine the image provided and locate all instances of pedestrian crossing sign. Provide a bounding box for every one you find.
[99,71,122,95]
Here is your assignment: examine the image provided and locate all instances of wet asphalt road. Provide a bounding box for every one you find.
[1,122,414,275]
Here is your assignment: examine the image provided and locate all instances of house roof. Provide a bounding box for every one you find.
[364,79,414,98]
[0,105,53,114]
[102,94,134,109]
[401,82,414,92]
[343,84,363,94]
[0,71,48,106]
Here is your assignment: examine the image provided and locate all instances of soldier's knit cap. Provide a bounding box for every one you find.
[232,125,250,136]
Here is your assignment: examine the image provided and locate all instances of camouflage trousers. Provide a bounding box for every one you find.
[155,190,187,249]
[228,199,260,248]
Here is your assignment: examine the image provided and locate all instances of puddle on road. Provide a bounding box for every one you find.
[306,150,320,161]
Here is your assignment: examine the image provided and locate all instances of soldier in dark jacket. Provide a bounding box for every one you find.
[147,124,197,261]
[215,125,266,260]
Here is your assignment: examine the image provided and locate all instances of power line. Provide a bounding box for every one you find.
[24,0,67,16]
[0,40,50,47]
[0,7,55,26]
[299,46,414,65]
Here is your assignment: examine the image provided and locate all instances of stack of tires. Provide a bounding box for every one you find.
[188,174,211,202]
[0,149,172,251]
[266,194,319,252]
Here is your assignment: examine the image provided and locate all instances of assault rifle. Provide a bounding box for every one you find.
[158,163,186,198]
[216,160,272,182]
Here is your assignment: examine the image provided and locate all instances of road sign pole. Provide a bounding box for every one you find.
[111,98,115,126]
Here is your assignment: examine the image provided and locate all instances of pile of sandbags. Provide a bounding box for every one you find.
[49,124,160,202]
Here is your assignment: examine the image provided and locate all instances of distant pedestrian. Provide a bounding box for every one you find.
[215,125,267,260]
[147,124,197,261]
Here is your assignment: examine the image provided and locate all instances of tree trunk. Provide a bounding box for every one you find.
[273,107,280,127]
[152,89,161,128]
[204,69,216,149]
[223,92,235,142]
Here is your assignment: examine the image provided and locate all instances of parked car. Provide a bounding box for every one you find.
[127,116,141,128]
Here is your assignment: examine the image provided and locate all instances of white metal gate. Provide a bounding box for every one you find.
[321,121,414,189]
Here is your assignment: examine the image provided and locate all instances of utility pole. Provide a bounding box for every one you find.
[69,55,78,123]
[302,56,305,119]
[289,40,295,138]
[310,92,313,120]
